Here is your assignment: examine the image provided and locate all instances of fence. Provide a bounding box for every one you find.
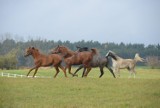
[0,72,52,78]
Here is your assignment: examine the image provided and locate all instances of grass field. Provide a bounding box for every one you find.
[0,67,160,108]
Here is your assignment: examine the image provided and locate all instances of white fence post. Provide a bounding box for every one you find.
[14,74,16,78]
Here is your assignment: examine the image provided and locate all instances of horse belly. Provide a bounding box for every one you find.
[41,57,54,66]
[42,61,53,67]
[119,63,129,69]
[90,62,98,67]
[72,60,82,65]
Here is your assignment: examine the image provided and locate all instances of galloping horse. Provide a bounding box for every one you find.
[73,46,116,78]
[24,47,67,78]
[106,50,145,78]
[52,45,98,76]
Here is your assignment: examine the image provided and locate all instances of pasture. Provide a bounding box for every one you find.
[0,67,160,108]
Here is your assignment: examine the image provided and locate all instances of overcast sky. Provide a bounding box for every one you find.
[0,0,160,45]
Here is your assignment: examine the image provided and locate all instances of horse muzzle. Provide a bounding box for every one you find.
[24,52,31,57]
[51,51,58,54]
[24,54,29,57]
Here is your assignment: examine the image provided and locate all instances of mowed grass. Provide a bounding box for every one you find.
[0,67,160,108]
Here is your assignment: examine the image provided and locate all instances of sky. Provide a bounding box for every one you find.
[0,0,160,45]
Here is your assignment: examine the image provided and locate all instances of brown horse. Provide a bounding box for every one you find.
[52,45,98,76]
[24,47,67,78]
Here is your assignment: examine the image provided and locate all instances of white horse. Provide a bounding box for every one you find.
[106,51,145,78]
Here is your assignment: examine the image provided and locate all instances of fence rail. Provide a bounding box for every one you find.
[1,72,52,78]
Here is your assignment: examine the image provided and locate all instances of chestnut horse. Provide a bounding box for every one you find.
[24,47,67,78]
[52,45,98,76]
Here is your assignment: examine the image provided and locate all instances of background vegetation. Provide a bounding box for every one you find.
[0,33,160,69]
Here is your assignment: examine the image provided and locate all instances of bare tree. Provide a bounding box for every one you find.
[146,56,160,68]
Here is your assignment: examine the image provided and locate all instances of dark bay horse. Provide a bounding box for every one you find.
[52,45,98,76]
[73,47,116,78]
[24,47,67,78]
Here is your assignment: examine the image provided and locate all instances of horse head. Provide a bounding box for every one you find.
[51,45,72,57]
[51,45,62,54]
[24,47,38,57]
[134,53,145,62]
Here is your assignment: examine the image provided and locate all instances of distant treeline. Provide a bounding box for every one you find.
[0,36,160,69]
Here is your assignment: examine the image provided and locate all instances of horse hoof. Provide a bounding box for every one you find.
[73,74,78,77]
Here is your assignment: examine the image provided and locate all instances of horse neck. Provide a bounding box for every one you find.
[111,53,122,61]
[31,51,41,59]
[63,49,75,58]
[116,56,123,60]
[134,57,140,63]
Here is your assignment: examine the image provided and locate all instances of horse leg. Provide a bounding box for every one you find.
[128,67,132,78]
[82,67,86,77]
[58,65,67,77]
[54,66,60,78]
[82,62,92,77]
[105,65,116,78]
[73,65,84,77]
[99,67,104,78]
[112,67,117,77]
[33,67,39,78]
[128,71,132,78]
[133,69,136,78]
[116,68,120,77]
[84,67,91,77]
[128,67,136,78]
[27,66,36,77]
[67,65,74,76]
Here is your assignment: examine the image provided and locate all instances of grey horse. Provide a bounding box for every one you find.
[73,47,116,78]
[105,50,145,78]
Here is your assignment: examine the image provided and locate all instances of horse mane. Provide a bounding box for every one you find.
[134,53,140,58]
[134,53,144,62]
[59,45,73,53]
[56,45,75,58]
[31,47,40,53]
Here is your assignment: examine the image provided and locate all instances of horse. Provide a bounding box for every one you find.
[24,47,67,78]
[105,50,145,78]
[73,46,116,78]
[76,46,89,52]
[51,45,98,76]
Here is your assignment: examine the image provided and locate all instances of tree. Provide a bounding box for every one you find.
[0,48,18,69]
[146,56,160,69]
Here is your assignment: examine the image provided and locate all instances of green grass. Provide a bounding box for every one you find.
[0,67,160,108]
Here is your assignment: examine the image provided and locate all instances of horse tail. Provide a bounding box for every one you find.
[106,51,117,61]
[105,64,116,78]
[91,48,98,55]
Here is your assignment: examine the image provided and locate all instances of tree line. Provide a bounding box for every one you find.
[0,35,160,69]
